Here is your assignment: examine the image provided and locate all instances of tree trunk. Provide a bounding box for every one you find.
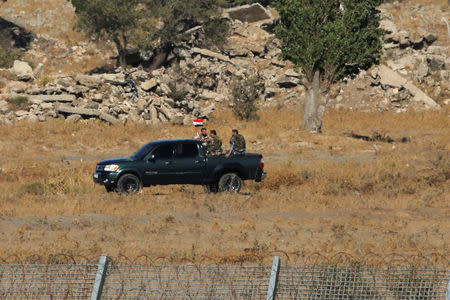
[147,48,170,72]
[301,69,322,133]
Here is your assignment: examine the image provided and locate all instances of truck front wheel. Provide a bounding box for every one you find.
[218,173,242,193]
[117,174,142,195]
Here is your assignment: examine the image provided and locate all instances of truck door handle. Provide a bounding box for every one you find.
[164,161,171,165]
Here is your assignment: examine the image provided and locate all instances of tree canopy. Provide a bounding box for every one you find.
[275,0,384,132]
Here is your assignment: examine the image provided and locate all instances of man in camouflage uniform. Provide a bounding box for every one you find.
[206,130,222,155]
[225,129,246,157]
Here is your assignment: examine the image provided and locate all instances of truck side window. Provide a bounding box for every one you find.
[175,143,198,158]
[152,144,173,160]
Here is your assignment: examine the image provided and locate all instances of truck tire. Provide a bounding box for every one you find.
[117,173,141,195]
[218,173,242,193]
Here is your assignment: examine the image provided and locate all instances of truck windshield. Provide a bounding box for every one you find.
[130,143,155,161]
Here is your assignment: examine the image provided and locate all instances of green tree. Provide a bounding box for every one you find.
[275,0,384,132]
[68,0,140,66]
[139,0,227,70]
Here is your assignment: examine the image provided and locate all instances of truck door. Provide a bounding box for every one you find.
[143,143,175,184]
[172,142,206,184]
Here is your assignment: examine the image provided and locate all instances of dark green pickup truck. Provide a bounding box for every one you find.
[93,139,266,194]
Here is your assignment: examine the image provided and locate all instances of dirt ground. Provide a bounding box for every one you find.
[0,108,448,266]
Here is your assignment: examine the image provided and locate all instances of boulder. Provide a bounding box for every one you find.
[416,62,429,81]
[378,65,407,89]
[141,78,158,91]
[285,69,300,78]
[199,90,226,102]
[56,104,100,117]
[404,82,440,110]
[100,112,119,124]
[40,103,54,110]
[171,115,184,125]
[199,103,215,117]
[102,73,126,85]
[276,76,300,88]
[424,32,438,44]
[0,100,9,114]
[76,74,104,88]
[427,55,445,71]
[65,114,82,123]
[11,60,33,81]
[225,3,273,23]
[30,94,76,103]
[191,47,232,63]
[15,110,28,117]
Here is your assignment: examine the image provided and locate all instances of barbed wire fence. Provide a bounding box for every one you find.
[0,253,449,299]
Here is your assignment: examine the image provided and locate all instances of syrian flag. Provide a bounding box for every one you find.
[193,119,204,127]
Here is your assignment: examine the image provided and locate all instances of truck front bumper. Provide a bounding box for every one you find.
[93,171,119,186]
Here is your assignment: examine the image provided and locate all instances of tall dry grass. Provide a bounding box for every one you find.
[0,108,448,262]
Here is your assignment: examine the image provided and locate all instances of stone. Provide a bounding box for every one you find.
[56,104,100,116]
[191,47,232,63]
[30,94,76,103]
[15,110,28,117]
[427,55,445,71]
[424,32,438,44]
[416,62,429,82]
[378,65,407,89]
[141,78,158,91]
[0,100,9,114]
[92,93,104,102]
[409,33,423,48]
[40,103,53,110]
[100,112,119,124]
[271,57,286,67]
[225,3,273,23]
[171,115,184,125]
[102,73,126,85]
[65,85,90,95]
[264,87,278,99]
[6,81,28,93]
[380,18,398,35]
[158,104,174,120]
[65,114,82,123]
[76,74,104,88]
[285,69,300,78]
[11,60,33,81]
[404,82,440,110]
[199,90,226,102]
[398,31,410,47]
[276,76,300,88]
[199,103,215,117]
[27,114,38,123]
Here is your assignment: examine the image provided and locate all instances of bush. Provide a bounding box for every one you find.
[231,75,263,121]
[0,46,23,68]
[201,18,231,50]
[167,82,188,102]
[7,96,29,111]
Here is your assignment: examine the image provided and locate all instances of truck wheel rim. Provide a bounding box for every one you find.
[123,178,138,193]
[224,175,241,192]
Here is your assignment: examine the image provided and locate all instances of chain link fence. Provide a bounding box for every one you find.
[0,255,449,299]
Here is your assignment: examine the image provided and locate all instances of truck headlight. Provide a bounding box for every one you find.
[104,164,119,172]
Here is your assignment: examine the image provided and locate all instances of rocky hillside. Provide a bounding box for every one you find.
[0,1,448,125]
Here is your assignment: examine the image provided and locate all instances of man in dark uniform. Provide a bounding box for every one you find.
[225,129,246,157]
[195,127,212,147]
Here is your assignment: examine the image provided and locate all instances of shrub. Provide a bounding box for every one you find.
[0,46,23,68]
[36,74,52,87]
[231,75,263,121]
[167,82,188,102]
[201,18,231,50]
[7,96,29,111]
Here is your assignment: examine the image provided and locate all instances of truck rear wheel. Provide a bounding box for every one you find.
[218,173,242,193]
[117,173,141,195]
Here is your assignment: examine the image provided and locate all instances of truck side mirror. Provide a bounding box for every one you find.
[148,154,156,162]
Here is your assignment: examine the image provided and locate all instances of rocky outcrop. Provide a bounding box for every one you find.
[224,3,273,24]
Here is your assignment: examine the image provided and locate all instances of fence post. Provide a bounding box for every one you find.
[91,254,108,300]
[266,256,280,300]
[446,279,450,300]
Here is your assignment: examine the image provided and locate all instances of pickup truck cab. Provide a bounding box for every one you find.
[93,139,266,194]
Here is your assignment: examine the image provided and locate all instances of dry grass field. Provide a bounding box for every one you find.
[0,108,448,265]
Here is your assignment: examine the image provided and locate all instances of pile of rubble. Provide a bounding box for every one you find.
[0,3,447,125]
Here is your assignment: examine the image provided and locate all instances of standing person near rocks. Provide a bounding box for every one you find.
[207,130,222,155]
[225,129,246,157]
